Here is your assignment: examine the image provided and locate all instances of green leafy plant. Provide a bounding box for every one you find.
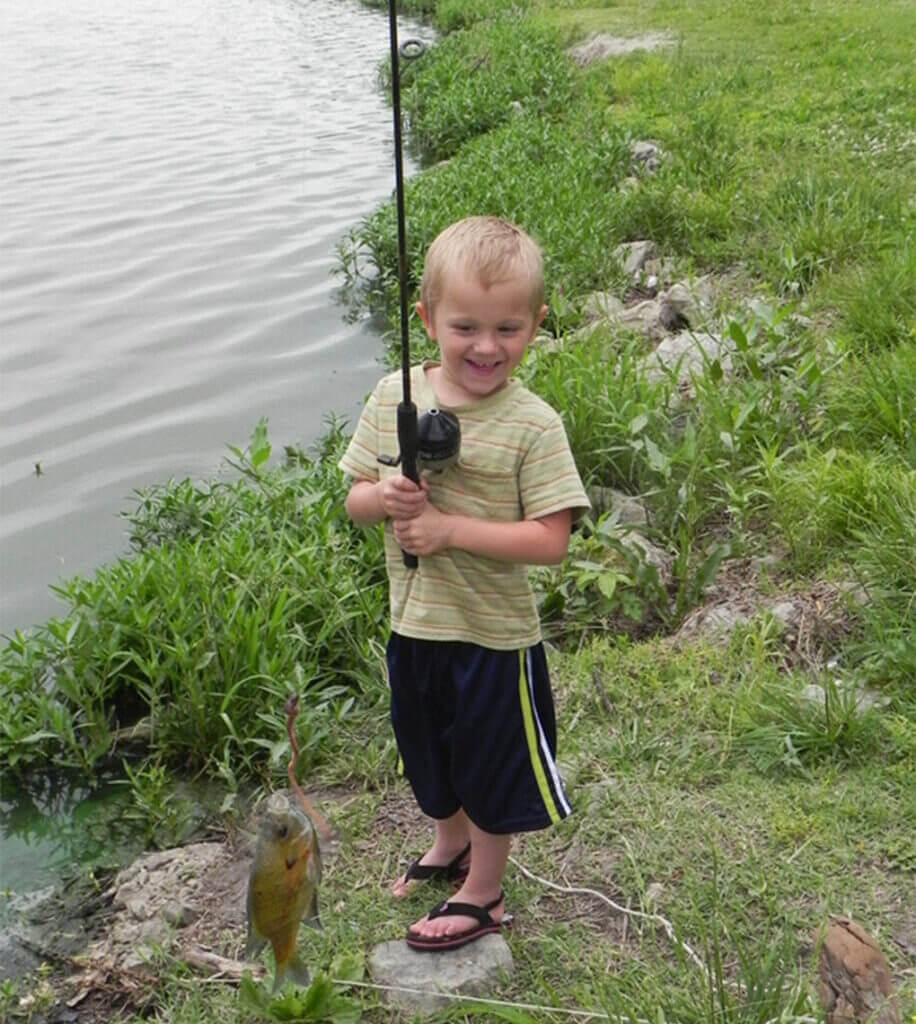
[239,954,364,1024]
[118,759,196,850]
[535,513,672,641]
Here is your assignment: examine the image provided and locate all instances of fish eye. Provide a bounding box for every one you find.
[277,823,288,838]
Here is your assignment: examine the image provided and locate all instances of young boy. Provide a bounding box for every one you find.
[339,216,589,950]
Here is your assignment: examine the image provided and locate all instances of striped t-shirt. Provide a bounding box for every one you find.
[339,361,590,650]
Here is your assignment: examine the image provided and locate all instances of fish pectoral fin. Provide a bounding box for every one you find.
[244,927,267,960]
[285,853,299,870]
[305,891,322,930]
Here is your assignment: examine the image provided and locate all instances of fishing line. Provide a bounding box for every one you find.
[509,857,709,976]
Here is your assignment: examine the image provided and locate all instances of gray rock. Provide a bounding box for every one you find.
[614,530,673,576]
[642,331,733,388]
[161,901,201,928]
[370,935,514,1016]
[619,298,663,335]
[660,282,702,330]
[631,140,664,173]
[677,601,752,639]
[769,600,801,625]
[568,34,674,68]
[587,487,648,526]
[581,291,625,321]
[800,682,890,713]
[614,240,656,277]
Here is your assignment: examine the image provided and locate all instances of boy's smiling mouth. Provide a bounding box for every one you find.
[467,358,501,369]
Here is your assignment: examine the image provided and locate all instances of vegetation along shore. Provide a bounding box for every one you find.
[1,0,913,1020]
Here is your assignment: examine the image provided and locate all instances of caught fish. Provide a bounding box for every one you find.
[245,790,322,991]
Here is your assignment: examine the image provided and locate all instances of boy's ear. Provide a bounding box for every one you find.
[416,301,435,337]
[536,304,548,327]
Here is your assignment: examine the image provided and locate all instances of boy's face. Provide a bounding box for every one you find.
[417,273,546,404]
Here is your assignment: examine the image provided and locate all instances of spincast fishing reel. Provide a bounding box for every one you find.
[378,407,461,474]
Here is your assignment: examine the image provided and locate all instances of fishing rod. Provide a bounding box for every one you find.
[382,1,459,569]
[385,0,420,569]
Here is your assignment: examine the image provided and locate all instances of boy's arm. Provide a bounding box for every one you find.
[392,505,573,566]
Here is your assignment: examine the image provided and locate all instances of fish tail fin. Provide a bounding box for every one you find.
[273,955,311,992]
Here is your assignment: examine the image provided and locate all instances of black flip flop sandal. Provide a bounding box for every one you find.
[400,841,471,887]
[405,892,509,951]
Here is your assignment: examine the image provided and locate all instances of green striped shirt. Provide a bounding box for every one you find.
[339,362,589,650]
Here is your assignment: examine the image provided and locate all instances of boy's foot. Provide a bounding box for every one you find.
[391,842,471,898]
[405,890,507,951]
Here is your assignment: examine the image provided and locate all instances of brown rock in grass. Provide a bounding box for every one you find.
[817,917,901,1024]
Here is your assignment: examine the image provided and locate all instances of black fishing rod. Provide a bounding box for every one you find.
[383,2,460,569]
[385,0,420,568]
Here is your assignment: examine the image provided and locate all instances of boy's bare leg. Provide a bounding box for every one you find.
[392,808,472,897]
[408,822,509,938]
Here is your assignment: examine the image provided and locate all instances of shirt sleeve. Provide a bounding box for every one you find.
[518,414,590,522]
[338,385,381,483]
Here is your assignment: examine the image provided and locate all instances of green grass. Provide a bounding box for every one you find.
[2,0,915,1020]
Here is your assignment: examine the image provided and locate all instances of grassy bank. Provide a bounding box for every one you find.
[1,0,914,1020]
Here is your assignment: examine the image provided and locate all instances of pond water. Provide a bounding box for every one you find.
[0,0,425,902]
[0,0,423,637]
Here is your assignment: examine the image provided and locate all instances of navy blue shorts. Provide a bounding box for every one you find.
[386,633,572,834]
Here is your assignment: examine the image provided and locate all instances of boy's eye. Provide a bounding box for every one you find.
[499,325,522,334]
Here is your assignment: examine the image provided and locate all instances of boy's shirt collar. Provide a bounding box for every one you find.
[418,359,520,414]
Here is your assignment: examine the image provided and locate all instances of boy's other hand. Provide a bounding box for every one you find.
[379,474,429,520]
[393,502,449,556]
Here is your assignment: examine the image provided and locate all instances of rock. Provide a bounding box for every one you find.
[631,140,664,174]
[817,918,901,1024]
[642,331,733,389]
[587,487,649,526]
[769,600,801,626]
[615,240,656,277]
[677,600,752,639]
[161,901,200,928]
[800,681,890,714]
[614,530,673,576]
[619,298,663,336]
[660,282,701,330]
[581,291,625,321]
[568,34,674,68]
[369,935,514,1015]
[89,842,229,969]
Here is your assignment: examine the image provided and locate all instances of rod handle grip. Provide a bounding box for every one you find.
[398,401,419,569]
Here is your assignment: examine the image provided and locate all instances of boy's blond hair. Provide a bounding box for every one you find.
[420,216,545,316]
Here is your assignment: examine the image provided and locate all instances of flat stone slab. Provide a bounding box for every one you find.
[568,33,675,67]
[369,934,514,1016]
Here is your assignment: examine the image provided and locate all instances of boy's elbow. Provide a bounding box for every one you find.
[544,541,570,565]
